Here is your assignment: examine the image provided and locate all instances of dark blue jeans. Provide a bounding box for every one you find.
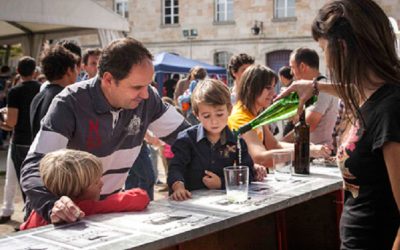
[125,143,155,200]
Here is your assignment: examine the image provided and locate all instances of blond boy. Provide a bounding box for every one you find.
[21,149,149,229]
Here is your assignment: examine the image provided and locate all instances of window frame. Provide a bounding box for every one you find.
[214,0,234,23]
[274,0,296,19]
[163,0,179,25]
[114,0,129,18]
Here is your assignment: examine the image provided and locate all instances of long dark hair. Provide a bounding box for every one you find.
[312,0,400,122]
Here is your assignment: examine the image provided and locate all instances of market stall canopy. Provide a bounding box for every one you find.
[153,52,227,95]
[154,52,227,75]
[0,0,129,58]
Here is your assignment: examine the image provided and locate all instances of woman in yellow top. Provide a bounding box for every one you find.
[228,64,329,168]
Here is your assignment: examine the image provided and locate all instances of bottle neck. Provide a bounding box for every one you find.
[237,123,252,135]
[299,111,306,123]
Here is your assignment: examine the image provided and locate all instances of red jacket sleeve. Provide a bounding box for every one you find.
[78,188,150,216]
[20,189,150,231]
[20,210,49,230]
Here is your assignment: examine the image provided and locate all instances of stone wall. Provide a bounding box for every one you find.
[74,0,398,73]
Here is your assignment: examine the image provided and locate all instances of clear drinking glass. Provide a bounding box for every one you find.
[223,166,249,203]
[273,152,292,181]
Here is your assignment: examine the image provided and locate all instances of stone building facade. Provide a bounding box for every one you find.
[76,0,399,77]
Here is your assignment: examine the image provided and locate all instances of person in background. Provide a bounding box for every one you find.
[57,40,82,73]
[168,79,264,201]
[32,66,41,80]
[282,47,338,147]
[228,53,255,104]
[278,66,293,91]
[0,73,22,223]
[0,70,21,223]
[277,0,400,248]
[178,66,207,125]
[1,56,41,203]
[82,48,102,80]
[0,65,11,107]
[163,74,180,99]
[30,45,79,139]
[10,74,21,87]
[40,40,82,91]
[36,74,47,84]
[228,64,330,169]
[278,66,295,137]
[0,144,16,223]
[0,65,12,150]
[20,149,149,230]
[174,67,195,105]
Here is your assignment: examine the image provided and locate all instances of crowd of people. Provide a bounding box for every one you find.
[0,0,398,249]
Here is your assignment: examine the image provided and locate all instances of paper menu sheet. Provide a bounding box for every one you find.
[32,221,133,249]
[89,204,224,237]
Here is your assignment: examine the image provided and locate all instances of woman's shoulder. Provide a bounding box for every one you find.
[231,102,254,117]
[371,84,400,110]
[364,84,400,126]
[229,103,254,129]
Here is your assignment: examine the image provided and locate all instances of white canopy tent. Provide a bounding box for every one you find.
[0,0,129,59]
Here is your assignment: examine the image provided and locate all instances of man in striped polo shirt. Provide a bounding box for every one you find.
[21,38,189,224]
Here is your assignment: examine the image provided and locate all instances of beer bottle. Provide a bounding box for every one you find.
[293,111,310,174]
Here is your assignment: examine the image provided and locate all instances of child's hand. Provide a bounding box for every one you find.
[202,170,222,189]
[50,196,85,224]
[170,181,192,201]
[254,164,267,181]
[171,189,192,201]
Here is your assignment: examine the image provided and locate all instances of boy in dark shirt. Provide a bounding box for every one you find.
[168,79,265,201]
[30,45,79,139]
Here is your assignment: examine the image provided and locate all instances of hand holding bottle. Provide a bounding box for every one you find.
[275,79,315,116]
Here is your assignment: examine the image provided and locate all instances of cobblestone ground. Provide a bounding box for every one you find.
[0,149,169,236]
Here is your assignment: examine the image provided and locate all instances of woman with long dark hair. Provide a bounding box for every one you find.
[278,0,400,248]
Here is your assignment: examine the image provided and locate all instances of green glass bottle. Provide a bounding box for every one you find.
[236,93,317,135]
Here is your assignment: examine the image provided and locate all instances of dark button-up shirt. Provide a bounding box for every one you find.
[167,124,254,192]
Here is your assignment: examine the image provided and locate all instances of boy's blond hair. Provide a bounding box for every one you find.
[39,149,103,199]
[191,79,232,116]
